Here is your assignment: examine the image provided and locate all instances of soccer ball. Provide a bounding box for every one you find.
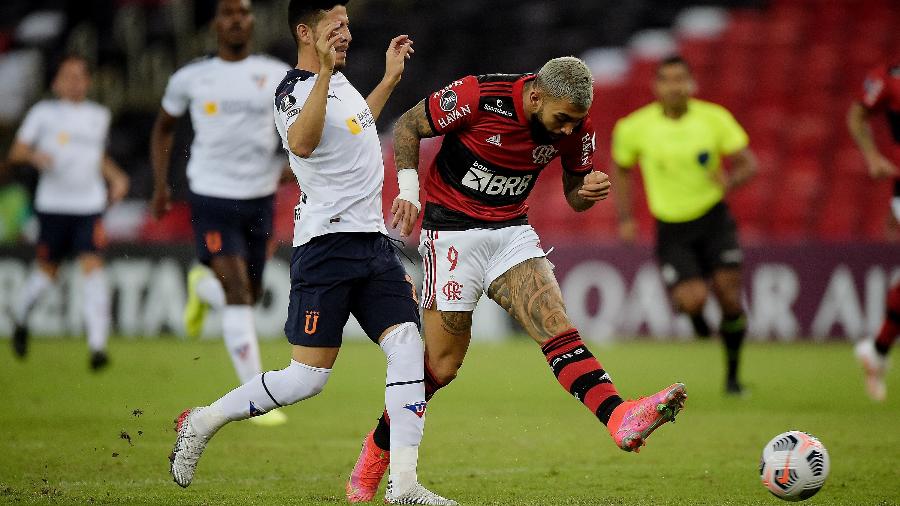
[759,430,830,501]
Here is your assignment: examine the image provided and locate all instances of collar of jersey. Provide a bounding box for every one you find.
[512,74,535,126]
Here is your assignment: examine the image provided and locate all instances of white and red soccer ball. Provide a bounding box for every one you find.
[760,430,830,501]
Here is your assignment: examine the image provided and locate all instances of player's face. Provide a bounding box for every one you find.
[530,95,588,143]
[313,6,351,70]
[52,59,91,102]
[654,63,695,108]
[215,0,253,50]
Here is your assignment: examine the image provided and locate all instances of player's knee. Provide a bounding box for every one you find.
[381,322,424,367]
[221,278,253,305]
[429,357,462,385]
[674,284,707,315]
[275,361,331,404]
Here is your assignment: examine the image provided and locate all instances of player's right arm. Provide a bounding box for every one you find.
[7,103,52,171]
[610,116,639,244]
[286,22,342,158]
[847,104,898,179]
[391,76,477,237]
[847,66,898,179]
[390,99,436,237]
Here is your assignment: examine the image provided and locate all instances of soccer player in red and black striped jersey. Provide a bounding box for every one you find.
[345,57,688,502]
[848,62,900,401]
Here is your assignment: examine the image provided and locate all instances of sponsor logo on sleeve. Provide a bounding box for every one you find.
[436,104,471,130]
[439,90,458,112]
[581,132,595,166]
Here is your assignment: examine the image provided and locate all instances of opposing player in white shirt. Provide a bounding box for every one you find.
[168,2,455,503]
[6,54,130,370]
[150,0,291,425]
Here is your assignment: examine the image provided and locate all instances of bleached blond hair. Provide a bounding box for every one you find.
[534,56,594,110]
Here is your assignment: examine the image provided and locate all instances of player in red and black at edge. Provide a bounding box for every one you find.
[345,56,688,502]
[848,61,900,402]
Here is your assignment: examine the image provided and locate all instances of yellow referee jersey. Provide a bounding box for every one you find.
[612,98,749,223]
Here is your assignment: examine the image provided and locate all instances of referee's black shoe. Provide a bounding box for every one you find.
[12,324,28,359]
[90,351,109,371]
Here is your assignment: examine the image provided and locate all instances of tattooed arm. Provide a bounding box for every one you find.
[391,99,438,237]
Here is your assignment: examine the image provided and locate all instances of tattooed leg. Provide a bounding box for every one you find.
[487,257,573,344]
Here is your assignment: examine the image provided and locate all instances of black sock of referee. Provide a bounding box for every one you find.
[372,361,444,452]
[720,313,747,386]
[690,313,711,338]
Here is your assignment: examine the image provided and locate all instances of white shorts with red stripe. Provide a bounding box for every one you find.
[419,225,547,311]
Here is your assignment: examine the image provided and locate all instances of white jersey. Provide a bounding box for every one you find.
[274,70,387,247]
[162,54,291,199]
[15,99,110,215]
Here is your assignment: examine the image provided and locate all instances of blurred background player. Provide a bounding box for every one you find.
[611,55,758,395]
[150,0,291,424]
[347,56,687,502]
[6,54,129,370]
[169,2,456,503]
[847,61,900,402]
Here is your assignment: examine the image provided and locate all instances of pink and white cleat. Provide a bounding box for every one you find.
[346,430,389,502]
[607,383,687,452]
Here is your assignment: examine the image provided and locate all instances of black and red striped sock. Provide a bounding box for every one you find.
[875,283,900,356]
[541,329,623,425]
[372,360,444,451]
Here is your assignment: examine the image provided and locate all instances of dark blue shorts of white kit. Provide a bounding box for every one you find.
[285,232,420,347]
[188,191,274,285]
[36,212,104,263]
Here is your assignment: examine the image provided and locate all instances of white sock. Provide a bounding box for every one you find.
[381,322,426,493]
[191,360,331,437]
[82,269,110,353]
[15,268,53,326]
[196,275,225,310]
[222,305,262,384]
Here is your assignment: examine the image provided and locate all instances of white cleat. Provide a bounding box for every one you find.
[169,408,210,487]
[854,338,888,402]
[385,481,458,505]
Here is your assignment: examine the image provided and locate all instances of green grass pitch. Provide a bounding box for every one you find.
[1,338,898,505]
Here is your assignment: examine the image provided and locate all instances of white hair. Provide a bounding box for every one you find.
[534,56,594,110]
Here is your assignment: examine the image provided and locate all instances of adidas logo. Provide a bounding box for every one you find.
[485,134,501,146]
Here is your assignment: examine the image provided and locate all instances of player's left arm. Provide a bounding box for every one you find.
[365,35,414,121]
[101,154,130,205]
[721,147,757,192]
[716,108,757,192]
[560,118,608,211]
[563,170,611,212]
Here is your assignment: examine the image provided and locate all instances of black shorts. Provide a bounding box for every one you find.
[284,232,420,347]
[188,191,274,285]
[655,201,742,288]
[36,212,104,263]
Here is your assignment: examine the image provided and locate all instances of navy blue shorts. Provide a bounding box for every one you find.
[188,191,274,285]
[285,232,420,347]
[36,212,104,263]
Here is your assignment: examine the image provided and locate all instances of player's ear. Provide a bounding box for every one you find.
[297,23,312,45]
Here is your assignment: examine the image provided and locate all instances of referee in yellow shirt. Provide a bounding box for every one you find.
[611,56,758,395]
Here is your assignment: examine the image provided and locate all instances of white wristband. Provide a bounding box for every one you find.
[396,168,421,211]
